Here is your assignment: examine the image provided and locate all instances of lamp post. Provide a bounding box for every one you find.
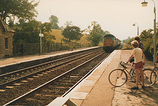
[141,0,157,63]
[133,23,139,36]
[39,29,44,54]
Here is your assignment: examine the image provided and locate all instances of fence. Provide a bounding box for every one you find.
[13,42,92,56]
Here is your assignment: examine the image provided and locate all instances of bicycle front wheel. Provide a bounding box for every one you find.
[108,69,127,87]
[143,69,157,86]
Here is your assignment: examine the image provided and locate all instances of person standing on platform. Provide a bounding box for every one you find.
[134,36,144,50]
[127,40,145,90]
[130,36,144,63]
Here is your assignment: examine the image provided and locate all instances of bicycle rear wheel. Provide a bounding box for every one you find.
[143,69,156,86]
[108,69,127,87]
[150,71,157,85]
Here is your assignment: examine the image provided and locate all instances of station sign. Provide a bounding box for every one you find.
[39,33,44,37]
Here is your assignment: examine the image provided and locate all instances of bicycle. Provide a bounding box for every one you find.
[108,61,155,87]
[145,62,158,85]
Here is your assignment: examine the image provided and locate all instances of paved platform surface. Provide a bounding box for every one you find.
[49,50,158,106]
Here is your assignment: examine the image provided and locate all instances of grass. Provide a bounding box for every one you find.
[51,29,64,43]
[51,29,103,46]
[51,29,90,44]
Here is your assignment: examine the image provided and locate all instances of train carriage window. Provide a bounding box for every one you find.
[104,34,115,41]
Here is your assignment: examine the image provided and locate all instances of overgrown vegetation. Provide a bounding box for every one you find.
[122,28,158,61]
[0,0,112,56]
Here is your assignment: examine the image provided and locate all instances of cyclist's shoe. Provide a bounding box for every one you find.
[142,86,145,89]
[130,80,136,83]
[131,87,139,90]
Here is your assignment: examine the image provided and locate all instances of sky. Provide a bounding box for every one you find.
[34,0,158,40]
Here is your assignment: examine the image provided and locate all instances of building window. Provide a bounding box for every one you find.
[5,38,8,49]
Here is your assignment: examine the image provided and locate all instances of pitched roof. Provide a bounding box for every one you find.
[0,17,15,33]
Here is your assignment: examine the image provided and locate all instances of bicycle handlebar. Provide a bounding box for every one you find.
[120,61,127,68]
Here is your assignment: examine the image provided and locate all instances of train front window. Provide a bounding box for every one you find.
[104,36,113,40]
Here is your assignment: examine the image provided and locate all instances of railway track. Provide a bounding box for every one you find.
[0,50,97,87]
[0,48,109,105]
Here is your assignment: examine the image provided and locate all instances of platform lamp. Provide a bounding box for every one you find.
[132,23,139,36]
[141,0,157,63]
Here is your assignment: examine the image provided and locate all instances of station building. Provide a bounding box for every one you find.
[0,17,15,58]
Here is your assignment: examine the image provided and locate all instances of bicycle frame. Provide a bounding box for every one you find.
[120,62,136,81]
[120,62,145,85]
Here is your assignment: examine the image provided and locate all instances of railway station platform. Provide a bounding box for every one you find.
[0,47,99,68]
[0,48,157,106]
[49,50,158,106]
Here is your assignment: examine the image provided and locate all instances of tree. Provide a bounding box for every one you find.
[64,21,73,27]
[87,21,104,46]
[49,15,60,29]
[62,26,83,42]
[0,0,39,22]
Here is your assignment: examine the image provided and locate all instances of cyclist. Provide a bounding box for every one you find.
[127,40,145,90]
[130,36,144,63]
[134,36,144,50]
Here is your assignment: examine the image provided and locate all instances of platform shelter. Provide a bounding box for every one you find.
[0,17,15,58]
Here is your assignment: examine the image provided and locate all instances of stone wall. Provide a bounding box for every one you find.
[0,21,4,58]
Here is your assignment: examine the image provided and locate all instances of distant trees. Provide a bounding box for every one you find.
[49,15,60,29]
[121,37,133,50]
[0,0,39,22]
[122,37,131,43]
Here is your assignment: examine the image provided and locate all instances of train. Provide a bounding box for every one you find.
[103,34,121,52]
